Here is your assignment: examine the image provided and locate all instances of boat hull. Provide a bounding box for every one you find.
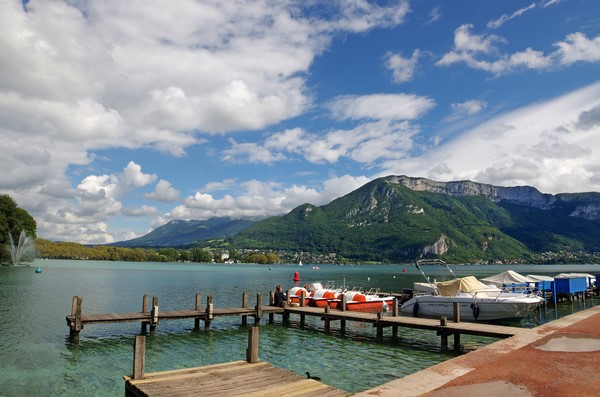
[400,294,541,322]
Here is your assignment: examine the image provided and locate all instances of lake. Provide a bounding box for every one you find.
[1,260,599,396]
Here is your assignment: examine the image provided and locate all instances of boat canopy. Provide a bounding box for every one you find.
[481,270,536,285]
[436,276,491,296]
[526,275,553,282]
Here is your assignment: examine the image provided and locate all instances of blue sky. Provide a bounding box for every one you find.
[2,0,600,244]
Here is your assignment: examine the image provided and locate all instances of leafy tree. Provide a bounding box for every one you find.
[0,194,37,263]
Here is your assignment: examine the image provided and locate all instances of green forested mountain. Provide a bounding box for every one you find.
[228,176,600,263]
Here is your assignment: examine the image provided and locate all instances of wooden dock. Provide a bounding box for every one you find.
[124,328,350,397]
[124,360,349,397]
[67,292,523,351]
[66,292,284,339]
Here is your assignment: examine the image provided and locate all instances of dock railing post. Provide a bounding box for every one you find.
[246,326,260,363]
[269,291,274,324]
[439,316,448,351]
[141,295,149,333]
[340,293,347,311]
[69,296,83,340]
[376,312,383,340]
[453,302,461,323]
[194,293,201,330]
[205,295,213,330]
[391,297,398,337]
[150,296,159,334]
[132,335,145,380]
[242,291,248,326]
[254,293,262,325]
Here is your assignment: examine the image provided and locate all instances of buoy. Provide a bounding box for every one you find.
[35,266,42,273]
[403,267,406,273]
[471,303,480,320]
[293,271,300,282]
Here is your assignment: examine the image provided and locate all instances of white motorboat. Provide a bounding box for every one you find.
[400,260,543,322]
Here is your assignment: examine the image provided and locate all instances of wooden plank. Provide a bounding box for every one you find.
[125,361,349,397]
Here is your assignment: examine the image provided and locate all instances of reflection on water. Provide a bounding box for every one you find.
[0,260,598,396]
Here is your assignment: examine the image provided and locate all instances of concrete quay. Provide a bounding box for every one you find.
[355,305,600,397]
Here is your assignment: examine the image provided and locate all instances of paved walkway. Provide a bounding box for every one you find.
[355,305,600,397]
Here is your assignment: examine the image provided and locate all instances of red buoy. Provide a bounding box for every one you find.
[403,267,406,273]
[293,271,300,281]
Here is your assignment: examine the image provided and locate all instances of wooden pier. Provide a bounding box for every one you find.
[124,327,350,397]
[67,292,522,352]
[66,292,284,340]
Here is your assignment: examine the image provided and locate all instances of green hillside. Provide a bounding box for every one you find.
[230,177,534,262]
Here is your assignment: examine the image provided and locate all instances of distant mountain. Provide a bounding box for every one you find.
[229,175,600,263]
[111,217,256,247]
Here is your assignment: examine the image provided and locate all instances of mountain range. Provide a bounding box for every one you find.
[115,175,600,262]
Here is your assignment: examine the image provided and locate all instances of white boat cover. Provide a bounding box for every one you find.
[554,273,594,279]
[481,270,535,285]
[526,275,554,281]
[436,276,491,296]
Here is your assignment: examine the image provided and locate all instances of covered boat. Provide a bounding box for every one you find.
[400,260,543,322]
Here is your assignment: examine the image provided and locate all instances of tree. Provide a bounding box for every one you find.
[0,194,37,263]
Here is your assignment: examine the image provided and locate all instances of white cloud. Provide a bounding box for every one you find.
[144,180,180,202]
[451,100,487,115]
[426,7,442,25]
[122,205,160,217]
[221,120,421,166]
[487,3,536,29]
[0,0,410,244]
[327,93,435,121]
[554,33,600,65]
[172,174,370,221]
[380,81,600,194]
[438,24,600,75]
[385,49,421,83]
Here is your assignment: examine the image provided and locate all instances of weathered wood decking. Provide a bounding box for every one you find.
[285,305,522,339]
[124,360,350,397]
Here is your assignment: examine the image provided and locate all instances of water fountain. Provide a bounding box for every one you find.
[8,230,36,266]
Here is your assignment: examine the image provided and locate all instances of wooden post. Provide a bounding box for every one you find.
[391,297,398,337]
[132,335,145,380]
[242,291,248,326]
[439,316,448,351]
[246,326,259,363]
[194,293,201,330]
[453,302,461,323]
[300,290,306,326]
[324,306,330,333]
[453,332,461,351]
[141,295,149,333]
[269,291,275,323]
[150,296,159,333]
[69,296,83,340]
[254,293,262,325]
[376,312,383,340]
[340,293,347,311]
[205,295,213,330]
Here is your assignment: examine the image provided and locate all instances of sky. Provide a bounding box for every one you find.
[1,0,600,244]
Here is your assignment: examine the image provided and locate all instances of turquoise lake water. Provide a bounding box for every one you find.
[1,260,599,396]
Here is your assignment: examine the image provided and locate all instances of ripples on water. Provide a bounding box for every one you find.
[0,260,599,396]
